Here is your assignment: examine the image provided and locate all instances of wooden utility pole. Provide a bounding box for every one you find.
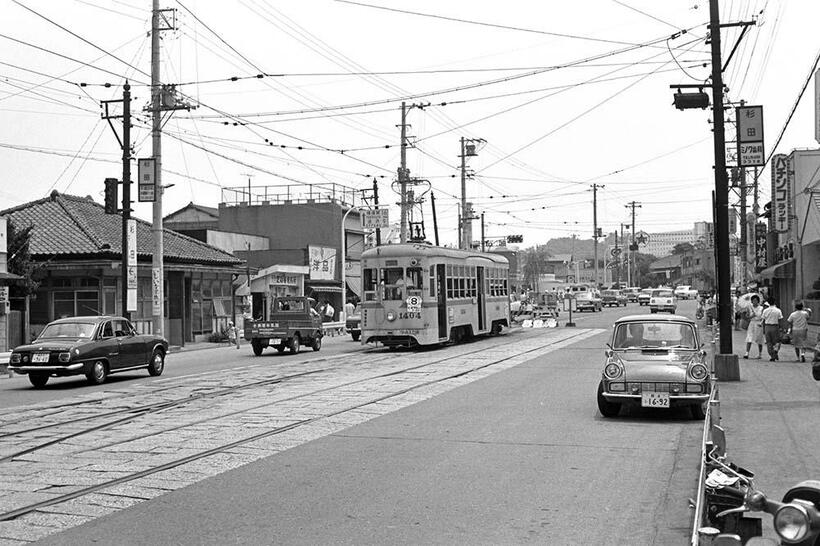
[591,184,604,287]
[626,201,641,287]
[150,0,164,336]
[398,102,409,243]
[430,190,440,246]
[122,83,132,320]
[372,178,381,246]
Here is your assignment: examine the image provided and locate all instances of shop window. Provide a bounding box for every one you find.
[76,291,99,316]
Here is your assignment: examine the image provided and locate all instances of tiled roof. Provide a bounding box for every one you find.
[1,192,243,266]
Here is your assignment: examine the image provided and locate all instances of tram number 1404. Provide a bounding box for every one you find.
[398,311,421,320]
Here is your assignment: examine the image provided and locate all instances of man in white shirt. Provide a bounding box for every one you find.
[761,298,783,361]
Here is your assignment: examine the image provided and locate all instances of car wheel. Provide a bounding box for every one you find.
[597,381,620,418]
[86,360,108,385]
[290,335,301,353]
[276,345,286,353]
[351,332,361,342]
[147,349,165,376]
[29,373,49,389]
[252,340,264,356]
[690,401,707,420]
[312,336,322,352]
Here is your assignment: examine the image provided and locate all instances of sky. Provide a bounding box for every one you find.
[1,0,819,249]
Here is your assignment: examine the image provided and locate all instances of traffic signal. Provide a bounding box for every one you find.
[506,234,523,243]
[596,227,603,238]
[104,178,118,214]
[673,90,709,110]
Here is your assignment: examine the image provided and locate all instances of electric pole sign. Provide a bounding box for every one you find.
[137,158,156,202]
[736,105,765,167]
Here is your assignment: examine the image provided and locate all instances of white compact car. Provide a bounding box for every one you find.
[650,289,677,314]
[673,285,698,299]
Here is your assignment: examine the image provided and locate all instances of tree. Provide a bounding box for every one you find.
[631,252,657,287]
[521,245,552,290]
[7,220,43,298]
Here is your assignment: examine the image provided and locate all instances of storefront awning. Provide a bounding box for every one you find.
[346,278,361,299]
[306,284,343,293]
[758,259,795,279]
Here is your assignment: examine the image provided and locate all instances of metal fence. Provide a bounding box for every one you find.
[221,183,360,208]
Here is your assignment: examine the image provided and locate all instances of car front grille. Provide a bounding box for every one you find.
[633,382,670,392]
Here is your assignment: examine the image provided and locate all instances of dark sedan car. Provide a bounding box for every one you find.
[9,316,168,388]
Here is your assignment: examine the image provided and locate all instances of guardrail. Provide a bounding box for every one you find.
[690,384,722,545]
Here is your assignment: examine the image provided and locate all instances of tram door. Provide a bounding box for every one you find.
[476,266,485,331]
[436,264,447,339]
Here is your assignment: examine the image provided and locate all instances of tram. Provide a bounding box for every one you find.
[359,243,511,347]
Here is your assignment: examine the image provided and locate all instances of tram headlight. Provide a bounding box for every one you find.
[386,311,396,322]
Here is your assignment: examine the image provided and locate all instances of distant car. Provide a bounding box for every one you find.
[346,305,362,341]
[601,290,621,307]
[623,287,640,302]
[8,316,168,388]
[650,289,677,314]
[637,289,652,306]
[674,285,698,299]
[597,314,710,419]
[575,291,602,312]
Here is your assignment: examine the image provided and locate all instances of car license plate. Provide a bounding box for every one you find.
[32,353,50,363]
[641,392,670,408]
[270,338,282,345]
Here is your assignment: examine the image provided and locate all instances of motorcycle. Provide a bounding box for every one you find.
[699,446,820,545]
[697,299,705,320]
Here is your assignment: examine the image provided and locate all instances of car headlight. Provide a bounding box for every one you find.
[604,362,622,379]
[688,363,708,381]
[10,353,21,364]
[22,355,30,363]
[58,352,72,363]
[386,311,396,322]
[774,503,810,542]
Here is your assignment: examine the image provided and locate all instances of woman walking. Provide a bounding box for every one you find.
[787,302,812,362]
[743,295,764,359]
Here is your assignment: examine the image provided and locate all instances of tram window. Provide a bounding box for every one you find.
[380,267,405,300]
[503,279,508,295]
[469,278,476,297]
[429,266,436,297]
[459,278,466,298]
[446,277,454,298]
[406,267,424,291]
[363,268,377,292]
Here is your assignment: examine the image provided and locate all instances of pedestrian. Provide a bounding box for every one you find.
[787,301,812,362]
[761,297,783,361]
[321,299,335,323]
[344,299,355,319]
[226,321,240,350]
[743,295,764,359]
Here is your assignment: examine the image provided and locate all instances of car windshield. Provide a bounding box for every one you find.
[602,291,617,296]
[613,321,697,349]
[652,290,673,297]
[38,322,96,339]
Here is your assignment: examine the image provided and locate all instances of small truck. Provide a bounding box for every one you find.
[244,296,324,356]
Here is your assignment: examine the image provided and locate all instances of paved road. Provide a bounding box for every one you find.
[1,300,704,545]
[0,332,364,409]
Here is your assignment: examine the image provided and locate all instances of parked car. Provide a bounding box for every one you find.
[575,291,602,312]
[346,304,362,341]
[674,285,698,299]
[624,287,640,303]
[650,288,677,314]
[8,316,168,388]
[637,289,652,306]
[597,314,710,419]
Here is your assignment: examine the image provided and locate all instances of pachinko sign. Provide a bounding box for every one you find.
[770,154,792,233]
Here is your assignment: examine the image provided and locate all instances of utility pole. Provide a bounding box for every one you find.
[626,201,641,287]
[150,0,164,337]
[591,184,604,287]
[398,102,409,243]
[481,211,485,252]
[739,167,747,286]
[458,137,484,249]
[372,178,381,246]
[430,190,440,246]
[614,231,620,287]
[709,0,735,361]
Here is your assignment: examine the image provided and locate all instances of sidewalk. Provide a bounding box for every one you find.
[714,327,820,509]
[169,329,355,353]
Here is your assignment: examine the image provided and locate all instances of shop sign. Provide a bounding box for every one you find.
[736,105,765,167]
[770,154,792,233]
[308,246,336,280]
[755,222,767,271]
[272,274,299,286]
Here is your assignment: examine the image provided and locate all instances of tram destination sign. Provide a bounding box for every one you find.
[361,209,389,229]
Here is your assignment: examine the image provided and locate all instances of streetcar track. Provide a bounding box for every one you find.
[0,329,596,522]
[2,333,514,461]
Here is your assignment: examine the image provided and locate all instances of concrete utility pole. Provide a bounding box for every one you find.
[626,201,641,287]
[708,0,736,363]
[458,137,484,249]
[739,168,747,286]
[122,83,131,320]
[398,102,409,243]
[430,190,440,246]
[372,178,381,246]
[591,184,603,287]
[150,0,164,337]
[480,211,485,252]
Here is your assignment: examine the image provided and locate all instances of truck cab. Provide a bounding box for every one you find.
[244,296,324,355]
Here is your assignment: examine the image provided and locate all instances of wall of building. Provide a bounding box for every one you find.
[205,230,269,253]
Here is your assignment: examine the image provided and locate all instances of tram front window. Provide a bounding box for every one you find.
[380,267,405,300]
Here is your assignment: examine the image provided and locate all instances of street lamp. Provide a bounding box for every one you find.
[340,205,366,323]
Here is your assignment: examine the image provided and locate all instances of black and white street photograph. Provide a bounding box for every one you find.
[1,1,820,544]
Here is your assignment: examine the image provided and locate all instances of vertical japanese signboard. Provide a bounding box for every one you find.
[770,154,792,233]
[755,222,767,272]
[152,267,162,315]
[815,68,820,145]
[126,219,138,311]
[137,158,156,202]
[308,246,336,280]
[736,105,765,167]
